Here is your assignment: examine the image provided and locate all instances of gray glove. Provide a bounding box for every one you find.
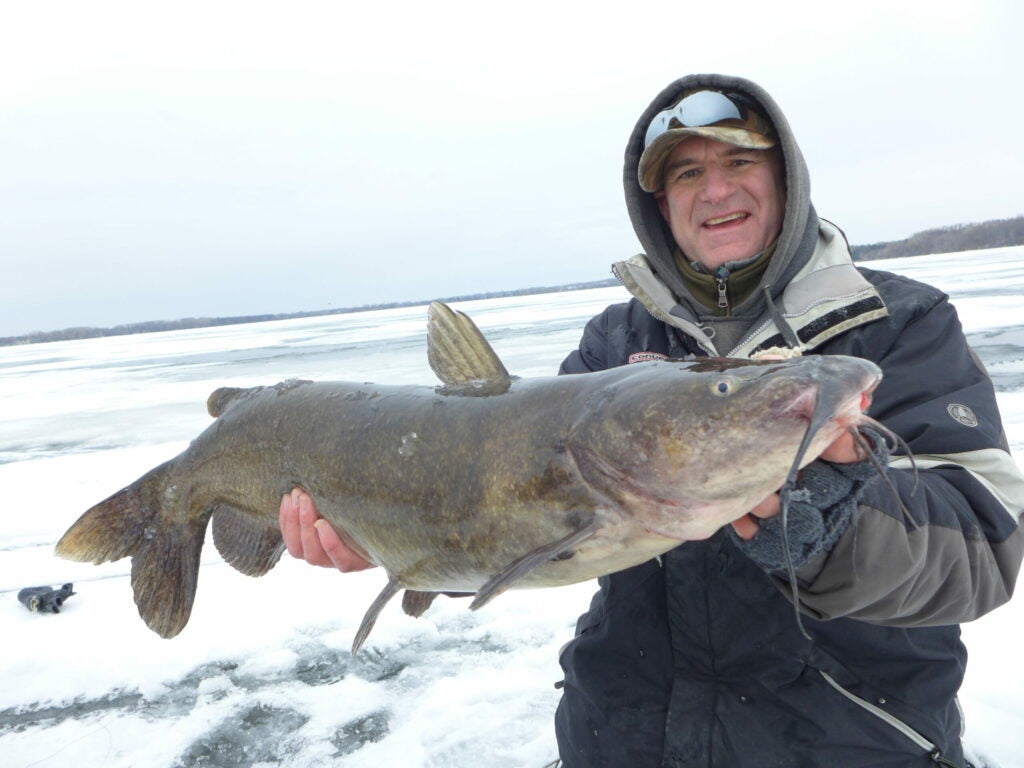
[729,427,891,572]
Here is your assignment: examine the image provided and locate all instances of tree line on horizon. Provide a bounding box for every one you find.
[4,215,1022,347]
[850,215,1024,261]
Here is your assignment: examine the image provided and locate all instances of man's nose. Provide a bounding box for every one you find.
[699,164,734,202]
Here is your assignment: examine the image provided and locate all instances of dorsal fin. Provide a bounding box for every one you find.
[427,302,512,392]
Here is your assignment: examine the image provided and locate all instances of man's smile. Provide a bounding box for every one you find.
[703,212,749,228]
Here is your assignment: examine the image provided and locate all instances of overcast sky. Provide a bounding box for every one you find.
[1,1,1020,337]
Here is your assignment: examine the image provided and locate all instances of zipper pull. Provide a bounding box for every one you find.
[928,750,962,767]
[714,267,731,311]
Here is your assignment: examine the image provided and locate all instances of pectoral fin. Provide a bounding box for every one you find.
[470,521,601,610]
[352,578,401,655]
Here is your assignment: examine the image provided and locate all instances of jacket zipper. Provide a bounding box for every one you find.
[818,670,963,767]
[714,266,730,314]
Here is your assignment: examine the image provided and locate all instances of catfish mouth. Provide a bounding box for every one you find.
[775,370,882,478]
[772,372,879,429]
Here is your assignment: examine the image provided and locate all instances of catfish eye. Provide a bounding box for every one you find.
[711,377,735,396]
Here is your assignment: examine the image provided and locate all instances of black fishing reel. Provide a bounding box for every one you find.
[17,583,76,613]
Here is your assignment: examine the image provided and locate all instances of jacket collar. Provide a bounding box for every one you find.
[613,220,888,358]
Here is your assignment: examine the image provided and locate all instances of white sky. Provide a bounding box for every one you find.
[1,0,1020,337]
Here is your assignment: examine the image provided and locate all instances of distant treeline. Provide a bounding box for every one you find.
[0,280,617,347]
[5,215,1023,347]
[850,215,1024,261]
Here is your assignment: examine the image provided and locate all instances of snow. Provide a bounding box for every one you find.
[2,252,1023,767]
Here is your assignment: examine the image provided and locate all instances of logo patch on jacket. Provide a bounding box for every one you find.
[628,351,668,364]
[947,403,979,427]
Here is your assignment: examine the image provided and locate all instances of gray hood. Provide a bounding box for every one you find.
[623,73,819,318]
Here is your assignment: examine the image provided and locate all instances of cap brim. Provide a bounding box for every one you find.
[638,127,776,192]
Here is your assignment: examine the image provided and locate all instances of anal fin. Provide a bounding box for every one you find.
[211,503,285,577]
[401,590,474,618]
[401,590,439,618]
[470,521,600,611]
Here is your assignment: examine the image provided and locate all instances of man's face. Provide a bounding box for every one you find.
[654,136,785,270]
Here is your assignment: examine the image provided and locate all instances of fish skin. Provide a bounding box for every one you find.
[55,303,881,651]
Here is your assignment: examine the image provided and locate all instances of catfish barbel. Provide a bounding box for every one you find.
[56,302,881,652]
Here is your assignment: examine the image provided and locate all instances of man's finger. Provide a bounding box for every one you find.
[315,520,375,572]
[749,493,781,520]
[731,493,781,541]
[819,430,864,463]
[731,514,761,541]
[279,490,303,558]
[296,489,333,567]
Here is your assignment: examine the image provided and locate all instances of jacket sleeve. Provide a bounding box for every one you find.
[559,309,610,374]
[785,283,1024,626]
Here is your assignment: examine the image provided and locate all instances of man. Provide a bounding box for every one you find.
[280,74,1024,767]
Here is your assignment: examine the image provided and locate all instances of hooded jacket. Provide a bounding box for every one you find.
[554,74,1024,768]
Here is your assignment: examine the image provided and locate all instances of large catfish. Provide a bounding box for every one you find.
[56,302,882,652]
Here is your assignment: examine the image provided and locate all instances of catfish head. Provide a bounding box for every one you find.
[568,355,881,541]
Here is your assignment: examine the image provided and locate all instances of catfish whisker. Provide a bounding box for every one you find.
[858,414,917,490]
[848,421,918,529]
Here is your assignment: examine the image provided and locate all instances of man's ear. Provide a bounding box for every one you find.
[654,190,670,222]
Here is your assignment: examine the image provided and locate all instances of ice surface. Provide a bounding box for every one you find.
[2,258,1022,767]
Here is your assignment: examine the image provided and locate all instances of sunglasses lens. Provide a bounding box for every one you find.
[644,91,756,147]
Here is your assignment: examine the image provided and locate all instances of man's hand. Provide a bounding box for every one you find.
[817,429,863,464]
[731,493,781,541]
[278,488,375,572]
[730,429,867,541]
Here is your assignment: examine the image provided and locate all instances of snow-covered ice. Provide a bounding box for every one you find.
[2,250,1023,767]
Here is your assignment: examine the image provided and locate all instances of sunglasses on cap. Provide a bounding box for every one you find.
[644,89,774,148]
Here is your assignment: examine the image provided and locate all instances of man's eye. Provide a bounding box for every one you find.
[673,169,699,182]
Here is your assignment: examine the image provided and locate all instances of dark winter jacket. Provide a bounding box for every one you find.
[553,74,1024,768]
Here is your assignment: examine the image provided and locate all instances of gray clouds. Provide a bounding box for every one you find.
[1,0,1019,336]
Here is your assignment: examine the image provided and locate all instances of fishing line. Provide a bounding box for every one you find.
[24,721,113,768]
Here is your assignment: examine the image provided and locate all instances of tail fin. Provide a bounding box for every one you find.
[55,460,209,638]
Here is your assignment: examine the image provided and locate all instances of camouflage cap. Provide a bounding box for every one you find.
[638,89,776,193]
